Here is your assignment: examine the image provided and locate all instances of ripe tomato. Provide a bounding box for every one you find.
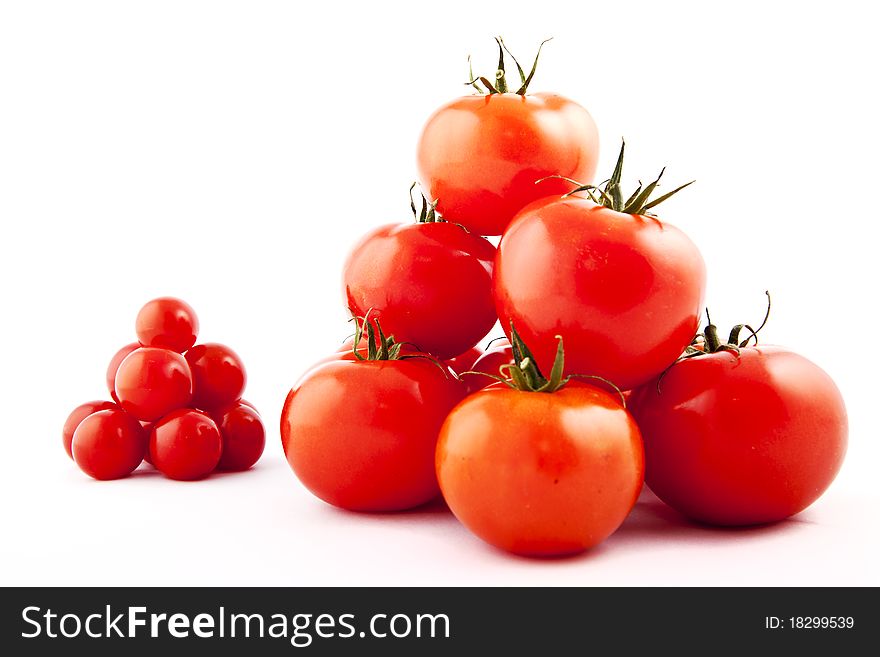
[62,400,119,459]
[149,409,222,480]
[494,144,705,390]
[436,332,643,556]
[444,345,483,376]
[136,297,199,353]
[114,347,193,421]
[417,39,598,237]
[185,343,246,411]
[343,221,496,360]
[106,342,139,403]
[72,408,147,480]
[214,402,265,471]
[629,345,848,526]
[463,339,513,394]
[282,354,465,512]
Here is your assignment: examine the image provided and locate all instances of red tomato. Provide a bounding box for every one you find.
[214,402,265,471]
[140,421,154,465]
[343,222,497,359]
[62,400,119,459]
[72,408,147,480]
[106,343,139,403]
[464,340,513,394]
[114,347,193,421]
[417,92,599,236]
[628,346,848,525]
[136,297,199,353]
[282,358,465,512]
[437,382,643,556]
[185,343,246,411]
[149,409,222,480]
[495,196,705,390]
[444,346,483,375]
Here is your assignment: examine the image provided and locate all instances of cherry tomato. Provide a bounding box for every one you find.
[214,402,265,471]
[106,343,139,403]
[62,400,118,459]
[628,346,848,525]
[417,93,599,236]
[494,196,705,390]
[464,340,513,394]
[114,347,193,421]
[185,343,246,411]
[136,297,199,353]
[149,409,222,480]
[343,222,496,360]
[72,408,147,480]
[437,382,643,556]
[282,358,465,512]
[444,346,483,376]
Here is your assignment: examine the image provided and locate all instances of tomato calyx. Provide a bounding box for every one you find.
[465,37,552,96]
[463,324,624,401]
[409,182,442,224]
[349,314,408,361]
[540,140,695,216]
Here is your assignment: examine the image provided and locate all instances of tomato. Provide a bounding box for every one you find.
[436,332,643,556]
[149,409,222,480]
[343,220,497,360]
[106,343,139,403]
[71,408,147,480]
[214,402,265,471]
[417,37,599,237]
[136,297,199,353]
[62,400,119,459]
[444,346,483,376]
[185,343,246,411]
[140,421,154,465]
[629,345,848,526]
[463,339,513,394]
[114,347,193,421]
[282,344,465,512]
[494,143,705,390]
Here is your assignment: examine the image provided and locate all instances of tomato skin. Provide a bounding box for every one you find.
[62,400,119,459]
[72,409,147,480]
[343,222,497,359]
[282,359,465,512]
[494,196,706,390]
[437,382,643,556]
[464,341,513,394]
[417,92,599,236]
[149,409,222,480]
[136,297,199,353]
[114,347,193,422]
[185,343,246,411]
[628,346,848,525]
[444,346,483,376]
[214,403,265,471]
[106,343,139,403]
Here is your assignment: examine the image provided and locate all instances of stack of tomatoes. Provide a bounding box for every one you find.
[284,38,847,557]
[64,297,265,481]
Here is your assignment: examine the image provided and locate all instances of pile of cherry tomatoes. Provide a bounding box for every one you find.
[281,39,848,557]
[64,298,265,481]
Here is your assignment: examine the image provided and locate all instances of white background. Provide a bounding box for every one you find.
[1,0,878,586]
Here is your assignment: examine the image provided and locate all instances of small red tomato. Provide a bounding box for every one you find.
[106,343,139,403]
[238,399,259,415]
[62,400,119,459]
[72,408,147,480]
[629,331,848,526]
[416,41,599,236]
[436,332,643,556]
[185,343,247,411]
[115,347,193,421]
[149,409,222,480]
[214,402,265,471]
[136,297,199,353]
[444,346,483,376]
[464,340,513,394]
